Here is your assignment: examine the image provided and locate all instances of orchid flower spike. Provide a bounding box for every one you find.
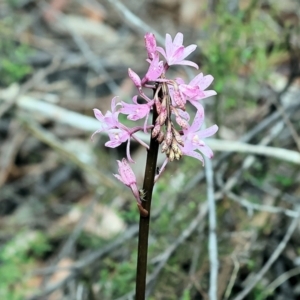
[92,31,219,190]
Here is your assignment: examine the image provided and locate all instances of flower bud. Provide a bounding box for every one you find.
[171,139,179,152]
[158,107,167,125]
[152,123,161,138]
[172,127,184,146]
[144,33,157,59]
[165,130,172,146]
[176,116,189,129]
[173,89,186,110]
[174,151,182,160]
[161,141,169,153]
[157,132,164,143]
[155,98,162,114]
[161,96,167,108]
[128,68,141,88]
[168,149,175,161]
[114,159,141,203]
[177,147,183,156]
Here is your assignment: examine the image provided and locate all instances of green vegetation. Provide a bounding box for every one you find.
[0,231,51,299]
[0,20,32,86]
[199,1,284,129]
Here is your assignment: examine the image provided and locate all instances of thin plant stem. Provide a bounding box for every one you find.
[135,88,160,300]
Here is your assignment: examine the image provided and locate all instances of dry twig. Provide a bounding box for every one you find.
[232,210,300,300]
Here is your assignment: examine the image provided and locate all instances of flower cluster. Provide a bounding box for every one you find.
[92,32,218,203]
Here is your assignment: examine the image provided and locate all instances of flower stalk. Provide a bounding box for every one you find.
[135,93,160,299]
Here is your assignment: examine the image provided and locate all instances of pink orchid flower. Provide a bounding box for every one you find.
[105,128,131,148]
[105,125,150,163]
[91,97,121,140]
[120,96,154,133]
[181,106,218,165]
[92,96,150,162]
[114,158,141,204]
[177,73,217,111]
[105,128,134,162]
[157,32,198,69]
[142,53,164,84]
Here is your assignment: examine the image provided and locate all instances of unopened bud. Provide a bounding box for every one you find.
[166,147,171,155]
[177,147,183,156]
[161,141,169,153]
[168,149,175,161]
[173,90,186,110]
[174,151,182,160]
[161,96,167,108]
[158,107,167,125]
[128,68,141,88]
[171,139,180,152]
[144,33,157,59]
[157,132,164,143]
[172,127,184,146]
[165,130,172,146]
[155,99,162,114]
[152,124,161,138]
[176,116,189,129]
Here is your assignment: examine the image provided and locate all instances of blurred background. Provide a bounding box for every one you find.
[0,0,300,299]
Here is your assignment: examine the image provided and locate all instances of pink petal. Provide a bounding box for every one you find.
[111,96,119,112]
[202,90,217,98]
[182,44,197,58]
[173,32,183,46]
[105,130,129,148]
[172,46,184,62]
[189,73,203,86]
[127,114,140,121]
[178,109,190,121]
[105,140,122,148]
[189,100,206,112]
[165,34,173,57]
[183,149,204,165]
[175,60,199,69]
[156,46,167,60]
[195,143,214,159]
[143,54,164,82]
[190,106,205,131]
[180,84,202,98]
[197,75,214,90]
[197,125,218,139]
[93,108,104,122]
[175,77,185,85]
